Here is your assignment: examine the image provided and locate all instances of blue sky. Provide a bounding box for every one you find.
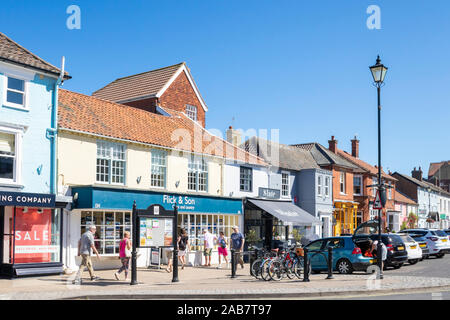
[1,0,449,176]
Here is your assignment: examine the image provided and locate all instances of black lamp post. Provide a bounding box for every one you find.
[370,55,388,279]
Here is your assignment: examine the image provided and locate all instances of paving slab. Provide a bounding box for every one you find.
[1,265,450,300]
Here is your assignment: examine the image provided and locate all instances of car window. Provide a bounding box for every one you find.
[399,234,414,242]
[434,230,447,237]
[307,240,324,251]
[324,238,345,249]
[388,234,404,246]
[404,230,427,237]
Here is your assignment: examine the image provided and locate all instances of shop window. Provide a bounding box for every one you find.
[188,156,208,192]
[151,149,167,188]
[96,141,126,185]
[281,172,289,197]
[80,211,131,255]
[240,166,252,192]
[4,207,61,264]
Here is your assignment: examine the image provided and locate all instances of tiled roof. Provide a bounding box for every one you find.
[0,32,68,77]
[429,161,450,178]
[393,172,450,196]
[92,63,183,102]
[394,191,417,205]
[58,89,265,166]
[336,148,396,181]
[292,143,359,170]
[242,137,320,171]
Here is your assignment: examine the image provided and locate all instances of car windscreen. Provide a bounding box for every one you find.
[405,230,427,237]
[409,234,425,241]
[434,230,448,237]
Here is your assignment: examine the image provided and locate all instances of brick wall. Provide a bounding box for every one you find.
[159,71,206,127]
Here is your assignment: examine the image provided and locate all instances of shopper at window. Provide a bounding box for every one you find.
[203,229,216,267]
[217,231,229,269]
[73,225,100,284]
[114,231,131,281]
[230,226,245,269]
[178,229,189,270]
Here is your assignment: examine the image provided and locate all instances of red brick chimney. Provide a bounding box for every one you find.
[328,136,338,153]
[351,136,359,158]
[412,167,423,181]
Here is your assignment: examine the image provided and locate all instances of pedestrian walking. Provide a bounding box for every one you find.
[230,226,245,269]
[202,229,216,267]
[165,247,174,273]
[217,231,229,269]
[114,231,132,281]
[178,228,189,270]
[73,225,100,284]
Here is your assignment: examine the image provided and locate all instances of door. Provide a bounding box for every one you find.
[323,238,346,267]
[306,239,327,270]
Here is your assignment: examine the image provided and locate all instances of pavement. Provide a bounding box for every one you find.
[1,263,450,300]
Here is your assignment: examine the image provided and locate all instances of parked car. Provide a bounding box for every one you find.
[304,236,374,274]
[406,233,430,260]
[401,228,450,258]
[444,229,450,237]
[397,233,422,265]
[352,220,408,270]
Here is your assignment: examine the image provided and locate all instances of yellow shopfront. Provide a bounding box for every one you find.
[333,201,358,236]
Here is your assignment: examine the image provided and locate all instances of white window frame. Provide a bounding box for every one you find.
[95,140,127,185]
[281,171,290,197]
[188,156,208,192]
[317,175,323,196]
[240,166,252,192]
[340,172,346,195]
[0,125,23,186]
[150,149,167,188]
[353,175,363,196]
[185,104,198,122]
[324,176,330,197]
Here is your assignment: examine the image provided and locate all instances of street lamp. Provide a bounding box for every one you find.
[370,55,388,279]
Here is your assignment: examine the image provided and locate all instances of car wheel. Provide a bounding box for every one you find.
[408,259,419,265]
[425,255,430,259]
[393,263,403,269]
[336,259,353,274]
[436,253,445,259]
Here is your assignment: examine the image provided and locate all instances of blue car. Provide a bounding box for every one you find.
[304,236,374,274]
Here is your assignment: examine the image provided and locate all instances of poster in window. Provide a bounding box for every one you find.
[14,208,57,263]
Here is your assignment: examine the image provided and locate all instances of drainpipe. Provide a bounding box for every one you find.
[48,57,65,195]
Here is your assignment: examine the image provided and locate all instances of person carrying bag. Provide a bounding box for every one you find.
[114,231,132,281]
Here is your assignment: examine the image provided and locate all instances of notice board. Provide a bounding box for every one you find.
[139,217,173,247]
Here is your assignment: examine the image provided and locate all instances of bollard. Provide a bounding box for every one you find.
[303,247,310,282]
[231,249,236,278]
[172,206,179,283]
[326,246,334,279]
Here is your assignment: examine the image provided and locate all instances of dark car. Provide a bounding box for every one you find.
[444,229,450,237]
[407,233,430,260]
[352,220,408,270]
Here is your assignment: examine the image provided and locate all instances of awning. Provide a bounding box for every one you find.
[247,199,322,226]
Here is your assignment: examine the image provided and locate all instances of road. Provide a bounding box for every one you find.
[323,254,450,300]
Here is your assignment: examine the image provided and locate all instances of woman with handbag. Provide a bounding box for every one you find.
[115,231,132,281]
[178,229,189,270]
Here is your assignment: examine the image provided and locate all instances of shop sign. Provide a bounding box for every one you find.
[0,191,55,208]
[258,188,280,200]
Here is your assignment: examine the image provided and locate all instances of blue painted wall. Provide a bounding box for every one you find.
[0,67,56,194]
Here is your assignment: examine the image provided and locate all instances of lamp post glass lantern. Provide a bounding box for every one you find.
[370,55,388,279]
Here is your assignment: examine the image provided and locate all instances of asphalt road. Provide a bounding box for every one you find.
[382,252,450,278]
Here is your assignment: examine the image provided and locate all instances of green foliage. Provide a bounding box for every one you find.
[246,229,260,244]
[292,228,303,245]
[407,212,418,229]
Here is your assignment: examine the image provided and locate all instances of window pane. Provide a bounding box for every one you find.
[0,156,14,179]
[7,91,24,105]
[0,132,15,155]
[7,77,24,91]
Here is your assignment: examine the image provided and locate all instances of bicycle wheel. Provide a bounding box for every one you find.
[261,259,273,281]
[268,260,283,281]
[293,257,304,280]
[250,258,262,278]
[284,260,296,279]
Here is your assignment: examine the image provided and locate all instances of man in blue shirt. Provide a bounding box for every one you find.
[230,226,245,269]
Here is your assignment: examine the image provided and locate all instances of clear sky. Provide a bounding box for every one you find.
[1,0,449,177]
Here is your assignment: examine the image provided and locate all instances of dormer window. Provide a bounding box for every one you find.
[185,104,197,121]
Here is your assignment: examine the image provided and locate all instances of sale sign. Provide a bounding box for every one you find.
[14,208,54,264]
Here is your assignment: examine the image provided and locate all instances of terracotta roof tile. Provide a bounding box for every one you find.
[394,191,417,205]
[58,89,266,166]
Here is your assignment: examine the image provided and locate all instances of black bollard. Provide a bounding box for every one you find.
[326,246,334,279]
[231,249,236,278]
[303,247,310,282]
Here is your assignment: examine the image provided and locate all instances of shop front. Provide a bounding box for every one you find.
[0,191,66,277]
[333,201,358,236]
[67,186,243,269]
[244,197,322,250]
